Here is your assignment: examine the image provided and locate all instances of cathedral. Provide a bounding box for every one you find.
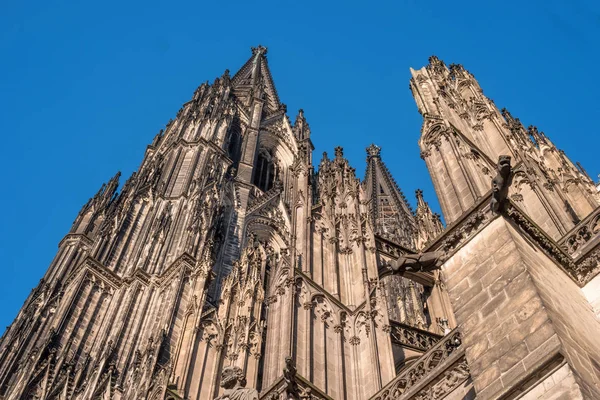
[1,46,600,400]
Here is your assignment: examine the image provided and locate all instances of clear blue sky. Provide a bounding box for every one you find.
[1,0,599,331]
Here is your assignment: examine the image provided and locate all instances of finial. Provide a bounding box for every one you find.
[428,55,444,66]
[448,63,464,72]
[527,125,544,144]
[366,144,381,158]
[294,109,308,134]
[334,146,344,159]
[415,189,426,207]
[251,45,268,57]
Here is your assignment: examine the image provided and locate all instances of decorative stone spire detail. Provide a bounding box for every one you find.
[366,143,381,158]
[414,189,444,250]
[251,45,268,57]
[293,109,311,141]
[363,145,417,249]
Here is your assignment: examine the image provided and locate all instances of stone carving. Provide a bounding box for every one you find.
[389,321,441,352]
[388,251,446,274]
[491,155,513,213]
[214,366,259,400]
[559,207,600,255]
[412,359,470,400]
[370,329,464,400]
[284,357,299,399]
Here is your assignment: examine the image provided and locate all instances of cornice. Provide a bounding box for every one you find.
[420,189,598,286]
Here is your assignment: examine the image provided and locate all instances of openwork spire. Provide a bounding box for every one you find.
[363,144,417,250]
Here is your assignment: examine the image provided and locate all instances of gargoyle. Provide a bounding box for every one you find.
[388,250,446,274]
[284,357,299,399]
[491,155,512,214]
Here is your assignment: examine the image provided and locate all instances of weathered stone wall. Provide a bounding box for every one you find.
[441,216,600,399]
[582,273,600,318]
[520,363,583,400]
[444,378,476,400]
[507,219,600,398]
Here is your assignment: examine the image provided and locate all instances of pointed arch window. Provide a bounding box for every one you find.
[253,148,276,192]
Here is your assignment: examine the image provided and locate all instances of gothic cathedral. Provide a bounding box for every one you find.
[2,47,600,400]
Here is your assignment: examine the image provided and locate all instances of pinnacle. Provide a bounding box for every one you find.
[251,45,268,57]
[428,55,444,66]
[294,109,305,124]
[366,144,381,158]
[415,189,426,208]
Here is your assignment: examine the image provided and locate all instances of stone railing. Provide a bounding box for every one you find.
[389,321,442,352]
[504,203,600,285]
[375,235,411,259]
[370,328,466,400]
[558,207,600,256]
[247,180,284,214]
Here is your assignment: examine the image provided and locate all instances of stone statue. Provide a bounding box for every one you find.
[389,251,446,274]
[214,366,259,400]
[284,357,299,399]
[491,155,512,214]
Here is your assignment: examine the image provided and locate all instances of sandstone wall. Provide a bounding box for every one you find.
[508,220,600,398]
[520,363,583,400]
[441,216,600,399]
[582,273,600,318]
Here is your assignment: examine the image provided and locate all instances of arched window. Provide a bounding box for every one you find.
[253,148,275,192]
[226,117,242,163]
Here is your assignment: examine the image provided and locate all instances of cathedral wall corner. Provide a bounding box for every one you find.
[582,272,600,318]
[441,216,600,399]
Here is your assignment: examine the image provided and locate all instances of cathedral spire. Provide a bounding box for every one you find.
[230,45,284,113]
[363,144,417,249]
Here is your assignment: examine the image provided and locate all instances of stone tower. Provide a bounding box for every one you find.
[1,49,600,400]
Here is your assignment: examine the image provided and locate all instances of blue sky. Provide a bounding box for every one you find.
[0,0,599,331]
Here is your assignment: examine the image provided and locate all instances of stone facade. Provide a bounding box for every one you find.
[1,49,599,400]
